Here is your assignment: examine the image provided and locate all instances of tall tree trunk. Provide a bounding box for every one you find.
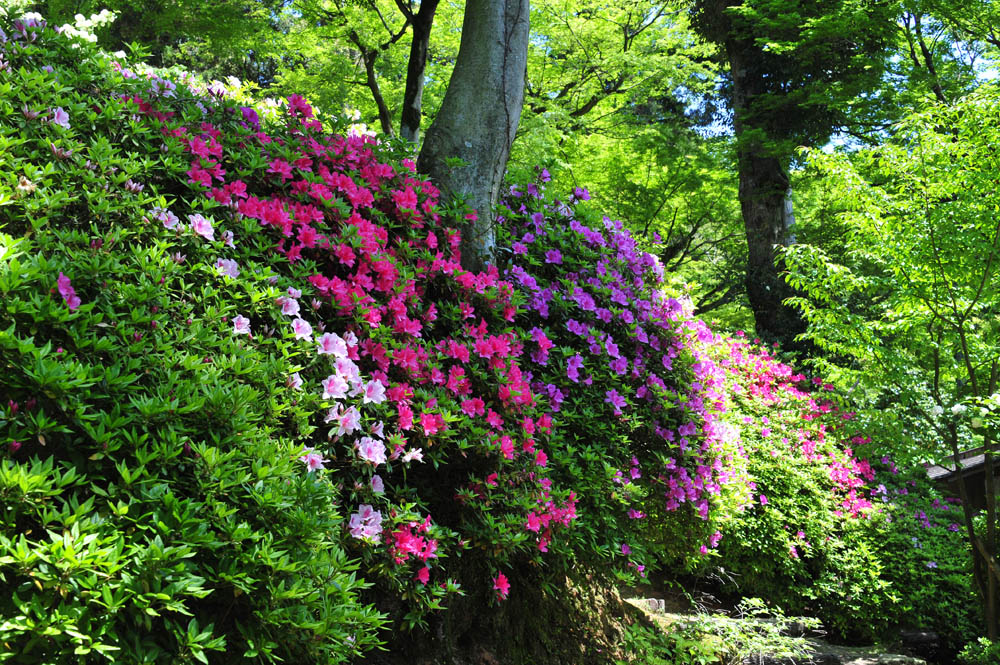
[399,0,440,143]
[728,42,809,347]
[417,0,529,272]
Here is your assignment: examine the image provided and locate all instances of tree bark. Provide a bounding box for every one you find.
[399,0,440,143]
[728,40,809,347]
[417,0,530,272]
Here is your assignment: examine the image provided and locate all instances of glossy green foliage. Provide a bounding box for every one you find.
[0,20,383,662]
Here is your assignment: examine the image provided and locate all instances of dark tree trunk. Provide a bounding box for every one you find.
[728,41,809,348]
[417,0,530,272]
[399,0,440,143]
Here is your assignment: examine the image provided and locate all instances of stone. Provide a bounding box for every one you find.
[897,630,940,662]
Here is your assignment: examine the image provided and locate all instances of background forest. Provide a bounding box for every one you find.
[2,0,1000,663]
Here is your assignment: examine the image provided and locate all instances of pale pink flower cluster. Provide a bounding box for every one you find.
[189,213,214,241]
[50,106,70,129]
[299,447,326,472]
[349,504,383,541]
[216,258,239,279]
[151,206,179,229]
[325,404,362,437]
[358,436,386,466]
[277,295,299,316]
[232,315,251,335]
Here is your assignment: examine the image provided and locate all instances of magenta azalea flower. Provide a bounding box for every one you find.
[604,389,626,414]
[493,572,510,600]
[56,272,81,311]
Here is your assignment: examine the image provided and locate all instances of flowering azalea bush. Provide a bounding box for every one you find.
[496,181,751,577]
[0,13,701,661]
[686,331,976,643]
[0,12,978,663]
[1,14,387,663]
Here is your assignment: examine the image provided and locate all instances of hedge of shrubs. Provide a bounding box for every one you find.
[0,12,980,663]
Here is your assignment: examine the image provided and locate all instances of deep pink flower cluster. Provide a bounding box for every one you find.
[121,82,583,606]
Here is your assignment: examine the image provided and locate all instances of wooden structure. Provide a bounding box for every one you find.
[926,447,999,512]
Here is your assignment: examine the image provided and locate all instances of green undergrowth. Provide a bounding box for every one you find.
[618,597,821,665]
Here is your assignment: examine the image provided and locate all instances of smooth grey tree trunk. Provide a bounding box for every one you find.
[417,0,529,272]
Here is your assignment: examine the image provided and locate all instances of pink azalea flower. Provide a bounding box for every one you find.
[322,373,349,400]
[348,504,383,541]
[525,513,541,532]
[215,258,239,279]
[371,474,385,493]
[278,296,300,316]
[415,566,430,585]
[759,494,768,506]
[151,206,179,229]
[287,286,302,298]
[336,406,362,436]
[50,107,70,129]
[493,572,510,600]
[232,315,251,335]
[337,361,363,395]
[56,272,81,311]
[299,448,326,471]
[291,318,313,340]
[358,437,387,465]
[286,372,303,390]
[363,379,386,404]
[222,230,235,247]
[189,214,214,241]
[317,332,348,357]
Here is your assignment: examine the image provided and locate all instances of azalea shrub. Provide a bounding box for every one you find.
[0,12,731,661]
[1,11,976,663]
[687,331,976,644]
[496,182,751,577]
[0,14,386,664]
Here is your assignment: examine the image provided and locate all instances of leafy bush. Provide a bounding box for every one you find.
[1,14,383,663]
[617,598,820,665]
[958,637,1000,665]
[867,463,977,649]
[496,180,750,580]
